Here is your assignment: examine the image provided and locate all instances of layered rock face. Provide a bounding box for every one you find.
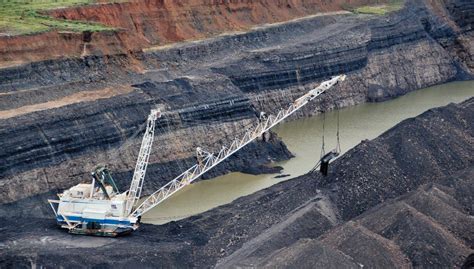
[424,0,474,72]
[0,0,383,66]
[0,30,140,68]
[0,75,291,204]
[0,0,472,205]
[0,1,472,267]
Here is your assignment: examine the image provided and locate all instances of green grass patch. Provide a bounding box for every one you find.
[0,0,118,35]
[345,0,404,16]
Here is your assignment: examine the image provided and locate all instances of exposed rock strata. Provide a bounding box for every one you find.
[0,30,140,69]
[0,2,472,268]
[423,0,474,72]
[0,82,292,203]
[0,0,385,66]
[0,0,472,205]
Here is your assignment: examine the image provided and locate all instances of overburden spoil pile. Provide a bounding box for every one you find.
[1,98,472,268]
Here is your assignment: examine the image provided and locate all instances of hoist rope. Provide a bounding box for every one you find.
[159,116,188,175]
[320,112,326,159]
[107,115,149,165]
[336,104,341,154]
[311,103,342,174]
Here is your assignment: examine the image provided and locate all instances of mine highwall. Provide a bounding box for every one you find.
[0,0,472,206]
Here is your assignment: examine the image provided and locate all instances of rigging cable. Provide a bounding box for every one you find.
[320,111,326,159]
[336,104,341,154]
[310,104,342,174]
[107,115,149,165]
[163,115,188,175]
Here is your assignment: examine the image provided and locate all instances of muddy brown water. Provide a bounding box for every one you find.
[143,81,474,224]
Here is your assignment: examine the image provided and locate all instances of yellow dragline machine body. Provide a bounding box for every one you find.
[48,75,346,236]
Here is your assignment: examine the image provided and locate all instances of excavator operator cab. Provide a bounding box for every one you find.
[91,166,120,199]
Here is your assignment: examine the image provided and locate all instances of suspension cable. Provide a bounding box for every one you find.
[164,116,188,174]
[336,104,341,154]
[107,115,149,166]
[320,112,326,158]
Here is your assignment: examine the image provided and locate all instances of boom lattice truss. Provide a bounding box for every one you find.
[130,75,346,218]
[125,110,161,215]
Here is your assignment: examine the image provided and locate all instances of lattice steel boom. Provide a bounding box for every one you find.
[131,75,346,217]
[125,109,161,215]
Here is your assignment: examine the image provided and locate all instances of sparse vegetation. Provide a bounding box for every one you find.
[345,0,404,15]
[0,0,117,35]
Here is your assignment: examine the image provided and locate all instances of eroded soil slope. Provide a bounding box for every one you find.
[47,0,380,45]
[0,0,385,66]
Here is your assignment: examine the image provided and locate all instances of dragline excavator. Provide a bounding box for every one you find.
[48,75,346,236]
